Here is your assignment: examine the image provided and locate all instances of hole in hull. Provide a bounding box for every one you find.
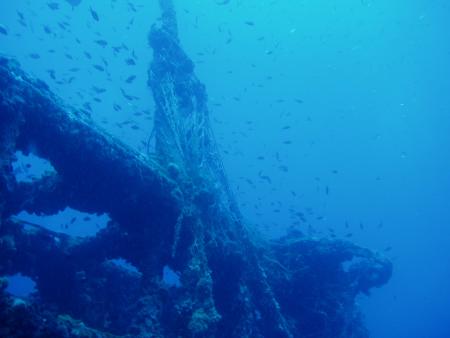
[4,273,37,298]
[13,208,109,238]
[12,150,56,183]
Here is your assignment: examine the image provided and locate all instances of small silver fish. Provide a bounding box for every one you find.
[0,24,8,35]
[65,0,82,8]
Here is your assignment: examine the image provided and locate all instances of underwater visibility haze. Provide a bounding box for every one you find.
[0,0,450,337]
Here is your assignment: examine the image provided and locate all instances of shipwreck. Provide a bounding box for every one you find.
[0,1,391,337]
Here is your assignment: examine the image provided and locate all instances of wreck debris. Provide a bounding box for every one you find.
[0,1,391,337]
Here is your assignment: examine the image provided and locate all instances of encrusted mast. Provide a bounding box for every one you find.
[149,0,240,220]
[0,2,392,338]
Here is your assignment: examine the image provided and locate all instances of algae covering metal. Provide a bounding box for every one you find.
[0,1,391,337]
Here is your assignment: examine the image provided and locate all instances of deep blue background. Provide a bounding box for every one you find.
[1,1,449,337]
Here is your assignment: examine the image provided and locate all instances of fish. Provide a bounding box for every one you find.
[47,2,59,10]
[216,0,231,5]
[65,0,82,8]
[128,2,137,12]
[47,69,56,79]
[93,64,105,72]
[29,53,41,59]
[120,88,139,101]
[125,75,136,83]
[125,58,136,66]
[57,23,66,31]
[43,25,52,34]
[47,68,58,78]
[259,175,272,184]
[58,21,70,31]
[245,21,255,26]
[95,39,108,47]
[92,86,106,94]
[90,7,99,21]
[0,25,8,35]
[112,46,123,54]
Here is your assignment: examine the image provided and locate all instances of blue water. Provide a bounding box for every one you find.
[1,1,450,337]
